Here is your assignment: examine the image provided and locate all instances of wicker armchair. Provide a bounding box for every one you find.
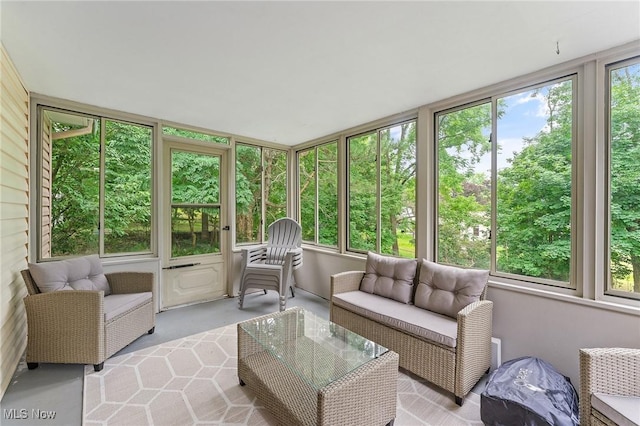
[21,267,155,372]
[579,347,640,426]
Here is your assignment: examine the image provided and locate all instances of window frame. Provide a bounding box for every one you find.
[234,141,289,246]
[296,140,339,248]
[603,55,640,302]
[35,104,155,261]
[435,74,578,290]
[346,118,417,258]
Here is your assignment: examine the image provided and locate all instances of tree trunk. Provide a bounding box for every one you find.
[632,253,640,294]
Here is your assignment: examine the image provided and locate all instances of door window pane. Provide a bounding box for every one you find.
[171,150,220,258]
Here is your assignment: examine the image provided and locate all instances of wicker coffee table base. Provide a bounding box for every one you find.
[238,325,398,426]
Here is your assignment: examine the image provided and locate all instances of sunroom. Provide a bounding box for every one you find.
[1,1,639,424]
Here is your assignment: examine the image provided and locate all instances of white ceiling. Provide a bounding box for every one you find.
[2,1,639,146]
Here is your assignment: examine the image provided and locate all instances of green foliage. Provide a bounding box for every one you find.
[437,103,492,268]
[49,117,100,257]
[163,126,229,144]
[348,122,416,258]
[104,120,152,254]
[235,144,262,243]
[496,81,573,282]
[609,63,640,292]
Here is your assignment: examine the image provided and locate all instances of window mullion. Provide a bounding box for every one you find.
[99,118,106,257]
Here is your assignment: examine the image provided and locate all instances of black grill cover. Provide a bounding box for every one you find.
[481,356,579,426]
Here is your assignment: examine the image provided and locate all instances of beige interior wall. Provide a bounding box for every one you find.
[0,45,30,400]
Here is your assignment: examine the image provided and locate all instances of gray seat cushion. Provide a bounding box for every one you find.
[591,393,640,426]
[332,291,458,348]
[103,292,152,322]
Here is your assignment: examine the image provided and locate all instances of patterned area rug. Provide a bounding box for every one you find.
[83,324,482,425]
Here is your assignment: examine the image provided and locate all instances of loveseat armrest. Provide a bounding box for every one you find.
[455,300,493,398]
[579,347,640,426]
[23,290,105,364]
[331,271,365,296]
[107,272,153,294]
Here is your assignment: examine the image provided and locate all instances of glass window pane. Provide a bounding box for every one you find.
[380,122,416,258]
[171,151,220,204]
[171,206,220,257]
[264,147,287,227]
[163,126,229,144]
[299,148,316,242]
[236,144,262,243]
[104,120,152,254]
[608,61,640,297]
[496,79,573,284]
[171,150,220,258]
[318,142,338,247]
[348,132,377,252]
[437,103,491,268]
[41,109,100,258]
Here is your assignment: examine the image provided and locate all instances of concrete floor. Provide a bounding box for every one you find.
[0,289,329,426]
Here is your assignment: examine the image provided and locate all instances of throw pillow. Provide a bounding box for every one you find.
[360,251,417,304]
[29,255,111,295]
[414,260,488,318]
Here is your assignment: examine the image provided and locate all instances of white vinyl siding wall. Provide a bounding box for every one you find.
[0,45,29,400]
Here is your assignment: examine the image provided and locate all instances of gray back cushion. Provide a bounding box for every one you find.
[360,252,417,304]
[29,255,111,295]
[414,260,488,318]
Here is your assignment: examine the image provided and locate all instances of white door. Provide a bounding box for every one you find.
[162,142,229,309]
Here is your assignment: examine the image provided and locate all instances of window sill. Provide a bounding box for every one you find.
[488,279,640,316]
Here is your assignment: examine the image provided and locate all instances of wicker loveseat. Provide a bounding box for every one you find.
[21,255,155,372]
[579,347,640,426]
[330,252,493,406]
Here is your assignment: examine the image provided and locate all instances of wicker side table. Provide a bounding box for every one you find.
[238,308,398,426]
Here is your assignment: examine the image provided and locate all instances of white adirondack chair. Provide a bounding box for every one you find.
[238,218,303,311]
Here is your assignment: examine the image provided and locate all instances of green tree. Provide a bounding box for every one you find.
[50,119,100,256]
[609,63,640,292]
[496,81,573,281]
[437,103,492,268]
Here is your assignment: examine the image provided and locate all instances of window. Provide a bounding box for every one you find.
[437,76,575,287]
[163,125,229,144]
[607,58,640,300]
[235,143,288,244]
[298,141,338,246]
[39,107,153,259]
[347,120,416,258]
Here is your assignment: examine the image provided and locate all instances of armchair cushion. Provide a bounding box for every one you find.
[103,292,152,321]
[28,255,111,296]
[414,260,488,319]
[591,393,640,426]
[360,251,417,304]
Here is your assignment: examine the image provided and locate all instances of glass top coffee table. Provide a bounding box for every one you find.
[237,307,398,426]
